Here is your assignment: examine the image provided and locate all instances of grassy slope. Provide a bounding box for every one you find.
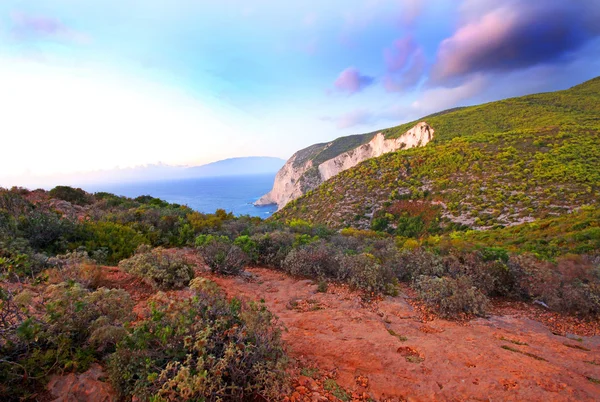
[274,77,600,252]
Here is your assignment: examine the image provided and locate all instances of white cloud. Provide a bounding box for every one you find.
[0,57,243,180]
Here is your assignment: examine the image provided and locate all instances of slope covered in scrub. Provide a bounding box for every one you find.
[274,77,600,235]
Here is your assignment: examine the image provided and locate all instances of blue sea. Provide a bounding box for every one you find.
[86,174,278,217]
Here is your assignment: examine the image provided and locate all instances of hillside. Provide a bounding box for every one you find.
[2,184,599,400]
[273,77,600,236]
[184,156,285,177]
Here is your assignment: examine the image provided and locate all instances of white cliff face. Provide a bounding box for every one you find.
[254,153,314,207]
[256,122,434,210]
[318,122,433,182]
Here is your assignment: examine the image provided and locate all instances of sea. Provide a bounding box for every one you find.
[86,174,278,218]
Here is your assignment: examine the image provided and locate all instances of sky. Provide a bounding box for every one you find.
[1,0,600,186]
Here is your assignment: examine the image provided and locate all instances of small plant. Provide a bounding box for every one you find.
[501,345,547,361]
[499,336,528,346]
[119,245,194,289]
[323,378,350,401]
[108,280,289,400]
[283,242,341,279]
[388,328,408,342]
[47,250,104,289]
[317,279,328,293]
[415,275,488,318]
[0,282,134,400]
[198,236,248,275]
[340,253,398,295]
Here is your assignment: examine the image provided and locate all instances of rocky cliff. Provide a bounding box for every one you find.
[256,122,434,209]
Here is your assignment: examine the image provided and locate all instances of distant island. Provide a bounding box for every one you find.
[1,156,286,189]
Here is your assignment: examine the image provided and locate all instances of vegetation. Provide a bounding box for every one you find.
[118,245,195,290]
[275,77,600,235]
[1,77,600,399]
[108,279,288,401]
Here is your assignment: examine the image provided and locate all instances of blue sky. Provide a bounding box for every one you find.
[1,0,600,185]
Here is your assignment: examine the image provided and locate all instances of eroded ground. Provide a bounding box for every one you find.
[207,267,600,401]
[44,263,600,401]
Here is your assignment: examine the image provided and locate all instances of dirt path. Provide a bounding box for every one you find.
[206,267,600,401]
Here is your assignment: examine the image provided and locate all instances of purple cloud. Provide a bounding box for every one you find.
[384,47,426,92]
[11,12,88,44]
[384,36,417,72]
[333,67,374,94]
[321,109,373,129]
[336,109,373,129]
[430,0,600,84]
[382,35,426,93]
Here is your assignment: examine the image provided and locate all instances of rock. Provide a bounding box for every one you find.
[298,375,319,391]
[256,122,434,210]
[47,363,116,402]
[296,385,309,395]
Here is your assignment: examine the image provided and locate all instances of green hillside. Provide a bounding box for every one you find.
[274,77,600,243]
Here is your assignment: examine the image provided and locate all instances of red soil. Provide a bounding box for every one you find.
[206,267,600,401]
[44,262,600,401]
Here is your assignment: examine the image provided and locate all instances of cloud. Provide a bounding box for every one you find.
[384,36,417,72]
[382,36,426,92]
[430,0,600,84]
[11,12,88,44]
[412,74,488,115]
[321,109,373,129]
[384,46,426,92]
[399,0,423,26]
[333,67,374,94]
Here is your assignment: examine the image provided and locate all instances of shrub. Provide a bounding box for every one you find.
[234,235,259,263]
[119,246,195,289]
[195,233,229,247]
[397,248,445,281]
[77,221,148,265]
[508,254,600,315]
[47,250,104,289]
[283,242,341,279]
[415,275,488,318]
[49,186,91,206]
[340,253,398,295]
[252,231,295,269]
[198,237,248,275]
[18,210,75,254]
[0,283,134,400]
[108,281,289,400]
[442,252,517,297]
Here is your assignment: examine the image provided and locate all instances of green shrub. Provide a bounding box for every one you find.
[442,252,517,297]
[108,280,289,400]
[397,248,445,281]
[49,186,91,206]
[508,254,600,315]
[415,275,488,318]
[47,250,104,289]
[194,233,230,247]
[76,221,149,265]
[119,246,194,289]
[252,231,295,269]
[0,283,134,400]
[283,242,341,279]
[340,253,398,295]
[198,237,248,275]
[18,210,75,254]
[234,235,258,263]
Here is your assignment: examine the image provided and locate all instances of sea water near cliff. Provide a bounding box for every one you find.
[86,174,278,217]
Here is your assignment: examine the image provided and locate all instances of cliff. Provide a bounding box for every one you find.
[272,76,600,232]
[256,122,434,209]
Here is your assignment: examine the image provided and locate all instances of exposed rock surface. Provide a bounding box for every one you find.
[209,267,600,401]
[47,363,116,402]
[256,122,434,210]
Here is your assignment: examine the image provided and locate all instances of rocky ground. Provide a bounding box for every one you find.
[47,262,600,401]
